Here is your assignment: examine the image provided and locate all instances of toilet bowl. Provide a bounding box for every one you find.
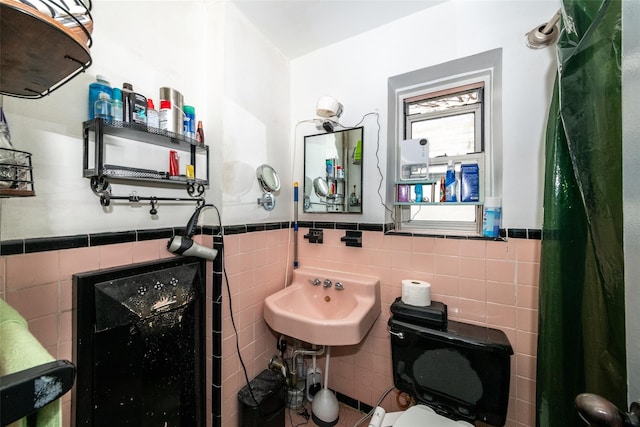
[385,298,514,426]
[381,405,474,427]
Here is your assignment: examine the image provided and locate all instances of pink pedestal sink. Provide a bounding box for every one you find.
[263,267,381,346]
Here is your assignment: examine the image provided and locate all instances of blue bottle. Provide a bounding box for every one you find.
[88,75,112,120]
[414,184,423,203]
[445,161,457,202]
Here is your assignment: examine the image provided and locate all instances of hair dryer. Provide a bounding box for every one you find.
[167,204,218,261]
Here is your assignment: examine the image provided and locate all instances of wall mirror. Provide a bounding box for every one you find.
[256,164,280,211]
[303,127,363,213]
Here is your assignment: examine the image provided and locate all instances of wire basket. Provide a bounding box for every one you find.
[0,148,35,197]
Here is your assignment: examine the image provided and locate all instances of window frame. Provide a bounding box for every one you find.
[386,49,502,236]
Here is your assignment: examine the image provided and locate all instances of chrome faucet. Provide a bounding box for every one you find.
[323,279,332,288]
[310,278,321,286]
[335,282,344,290]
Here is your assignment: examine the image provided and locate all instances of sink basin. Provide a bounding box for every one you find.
[263,267,380,346]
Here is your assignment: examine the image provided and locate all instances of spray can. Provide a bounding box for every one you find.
[183,105,196,139]
[147,99,159,130]
[159,100,172,133]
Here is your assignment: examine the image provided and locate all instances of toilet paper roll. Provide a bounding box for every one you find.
[401,280,432,307]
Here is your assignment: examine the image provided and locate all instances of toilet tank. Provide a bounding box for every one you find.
[388,318,513,426]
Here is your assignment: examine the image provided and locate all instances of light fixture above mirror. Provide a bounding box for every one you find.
[316,95,344,133]
[256,164,280,211]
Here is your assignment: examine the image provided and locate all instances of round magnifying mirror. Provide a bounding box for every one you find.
[256,164,281,193]
[313,177,329,197]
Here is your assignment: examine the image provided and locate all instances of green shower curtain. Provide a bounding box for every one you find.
[536,1,625,426]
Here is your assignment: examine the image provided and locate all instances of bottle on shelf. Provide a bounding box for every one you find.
[183,105,196,139]
[88,75,112,120]
[445,161,457,202]
[147,99,159,130]
[121,83,134,124]
[350,185,358,206]
[196,120,205,144]
[159,100,172,133]
[131,89,147,126]
[94,92,112,120]
[414,183,423,203]
[111,88,123,122]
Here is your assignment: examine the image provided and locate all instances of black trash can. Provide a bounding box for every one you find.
[238,369,286,427]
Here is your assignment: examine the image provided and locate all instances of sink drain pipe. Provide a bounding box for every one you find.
[291,345,325,387]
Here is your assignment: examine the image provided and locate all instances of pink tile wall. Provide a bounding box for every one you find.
[0,229,540,427]
[293,229,540,427]
[220,228,291,426]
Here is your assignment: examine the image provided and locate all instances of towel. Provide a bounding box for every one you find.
[0,299,61,427]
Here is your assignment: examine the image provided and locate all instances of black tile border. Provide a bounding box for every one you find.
[25,235,88,253]
[335,391,374,416]
[0,239,24,256]
[0,222,542,255]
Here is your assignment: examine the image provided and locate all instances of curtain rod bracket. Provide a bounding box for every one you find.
[526,9,562,49]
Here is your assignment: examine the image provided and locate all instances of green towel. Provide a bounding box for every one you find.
[0,299,61,427]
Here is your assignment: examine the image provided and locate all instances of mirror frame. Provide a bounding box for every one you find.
[303,126,363,213]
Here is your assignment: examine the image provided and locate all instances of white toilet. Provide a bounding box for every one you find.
[381,299,514,426]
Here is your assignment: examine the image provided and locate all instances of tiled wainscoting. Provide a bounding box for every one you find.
[0,224,540,427]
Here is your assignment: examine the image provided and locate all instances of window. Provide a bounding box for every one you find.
[387,49,502,235]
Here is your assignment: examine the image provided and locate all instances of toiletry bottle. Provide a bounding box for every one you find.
[414,183,423,203]
[88,75,112,120]
[111,88,123,123]
[121,83,134,124]
[147,99,159,130]
[455,162,462,202]
[159,100,172,133]
[440,176,446,202]
[183,105,196,139]
[445,161,457,202]
[94,92,112,120]
[482,197,502,237]
[131,89,148,126]
[196,120,205,144]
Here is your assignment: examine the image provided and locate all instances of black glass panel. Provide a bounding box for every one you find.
[73,257,206,427]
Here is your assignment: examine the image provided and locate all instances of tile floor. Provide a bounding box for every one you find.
[284,402,370,427]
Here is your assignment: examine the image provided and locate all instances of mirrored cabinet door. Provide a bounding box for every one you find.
[303,127,363,213]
